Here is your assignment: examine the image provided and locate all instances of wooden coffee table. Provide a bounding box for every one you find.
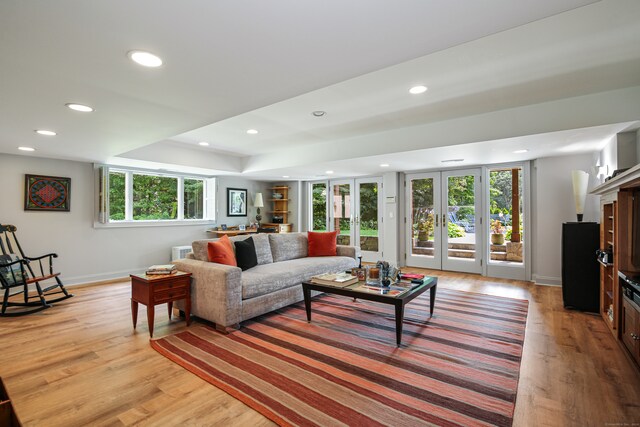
[302,276,437,346]
[130,271,192,337]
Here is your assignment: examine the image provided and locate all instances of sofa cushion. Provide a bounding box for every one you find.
[234,237,258,271]
[269,233,308,262]
[241,255,357,299]
[308,230,338,257]
[252,234,274,265]
[192,239,218,262]
[207,236,237,266]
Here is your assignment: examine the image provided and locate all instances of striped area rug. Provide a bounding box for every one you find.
[151,288,528,427]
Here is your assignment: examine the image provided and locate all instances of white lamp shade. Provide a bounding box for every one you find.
[571,170,589,215]
[254,192,264,208]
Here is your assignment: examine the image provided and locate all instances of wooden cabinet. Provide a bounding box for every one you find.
[600,200,618,335]
[130,271,192,337]
[592,164,640,367]
[0,377,21,426]
[622,297,640,365]
[262,186,292,233]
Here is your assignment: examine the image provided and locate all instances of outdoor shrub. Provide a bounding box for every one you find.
[448,222,465,238]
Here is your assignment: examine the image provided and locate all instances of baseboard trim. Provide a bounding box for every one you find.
[532,274,562,286]
[63,267,147,287]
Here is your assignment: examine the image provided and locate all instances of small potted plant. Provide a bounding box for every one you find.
[490,219,505,245]
[417,213,434,246]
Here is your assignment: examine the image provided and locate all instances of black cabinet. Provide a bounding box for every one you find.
[561,222,600,312]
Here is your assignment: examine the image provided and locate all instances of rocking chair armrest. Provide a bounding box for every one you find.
[24,253,58,261]
[0,258,29,267]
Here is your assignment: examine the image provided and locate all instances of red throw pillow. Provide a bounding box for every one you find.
[207,235,237,266]
[308,230,338,257]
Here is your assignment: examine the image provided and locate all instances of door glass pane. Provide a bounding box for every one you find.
[489,168,523,264]
[333,184,351,245]
[184,179,204,219]
[447,175,475,260]
[358,182,378,252]
[410,178,435,258]
[132,174,178,220]
[311,183,327,231]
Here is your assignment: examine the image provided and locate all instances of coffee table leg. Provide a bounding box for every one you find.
[430,284,437,317]
[303,286,311,322]
[395,302,404,346]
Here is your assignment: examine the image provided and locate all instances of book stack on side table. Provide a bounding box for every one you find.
[146,264,177,276]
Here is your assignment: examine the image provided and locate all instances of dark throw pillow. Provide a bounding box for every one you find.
[234,237,258,271]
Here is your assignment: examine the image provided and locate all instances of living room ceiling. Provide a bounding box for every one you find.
[2,0,640,179]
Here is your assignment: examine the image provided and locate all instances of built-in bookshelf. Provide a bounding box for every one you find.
[262,186,292,233]
[600,201,617,334]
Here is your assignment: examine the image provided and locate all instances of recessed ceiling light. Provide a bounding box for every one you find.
[380,163,390,167]
[513,149,528,154]
[312,111,326,117]
[65,103,94,112]
[282,175,290,178]
[198,141,209,146]
[325,170,334,174]
[247,129,258,135]
[409,85,428,94]
[441,159,464,163]
[128,50,163,67]
[18,146,35,152]
[35,129,56,136]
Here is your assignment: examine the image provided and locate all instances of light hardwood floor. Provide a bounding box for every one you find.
[1,270,639,426]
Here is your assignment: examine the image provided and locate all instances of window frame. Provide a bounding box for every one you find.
[95,165,216,228]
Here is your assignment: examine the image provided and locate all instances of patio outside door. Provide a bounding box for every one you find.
[405,169,482,274]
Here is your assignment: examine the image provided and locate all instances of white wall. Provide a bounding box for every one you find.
[531,153,600,285]
[382,172,400,265]
[0,154,267,285]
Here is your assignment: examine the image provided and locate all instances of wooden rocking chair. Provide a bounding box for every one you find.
[0,224,73,316]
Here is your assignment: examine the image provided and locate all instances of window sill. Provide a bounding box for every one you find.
[93,220,216,229]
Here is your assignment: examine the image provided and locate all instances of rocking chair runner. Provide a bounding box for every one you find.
[0,224,73,316]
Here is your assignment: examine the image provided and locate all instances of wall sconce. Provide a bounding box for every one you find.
[254,192,264,226]
[571,170,589,222]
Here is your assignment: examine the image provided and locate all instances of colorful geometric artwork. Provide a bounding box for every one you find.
[24,174,71,211]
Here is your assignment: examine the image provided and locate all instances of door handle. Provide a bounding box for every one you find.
[435,214,438,227]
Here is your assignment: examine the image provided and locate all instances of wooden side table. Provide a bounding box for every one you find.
[130,271,192,337]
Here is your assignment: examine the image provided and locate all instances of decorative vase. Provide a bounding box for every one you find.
[491,233,505,245]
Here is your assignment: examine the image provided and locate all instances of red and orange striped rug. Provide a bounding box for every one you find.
[152,289,528,427]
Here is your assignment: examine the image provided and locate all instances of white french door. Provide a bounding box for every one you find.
[441,169,482,274]
[329,178,383,262]
[405,172,442,269]
[405,169,482,274]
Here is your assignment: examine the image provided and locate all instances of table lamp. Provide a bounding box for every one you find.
[254,192,264,226]
[571,170,589,222]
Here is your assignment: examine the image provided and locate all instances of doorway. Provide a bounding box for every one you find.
[309,178,383,262]
[405,169,482,274]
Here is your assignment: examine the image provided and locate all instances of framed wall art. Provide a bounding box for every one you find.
[227,188,247,217]
[24,174,71,212]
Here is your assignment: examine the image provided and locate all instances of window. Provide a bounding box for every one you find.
[310,182,327,231]
[99,166,215,225]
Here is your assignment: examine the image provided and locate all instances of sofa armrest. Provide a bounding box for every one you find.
[336,245,361,260]
[173,258,242,327]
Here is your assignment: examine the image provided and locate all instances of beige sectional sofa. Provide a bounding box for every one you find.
[173,232,359,331]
